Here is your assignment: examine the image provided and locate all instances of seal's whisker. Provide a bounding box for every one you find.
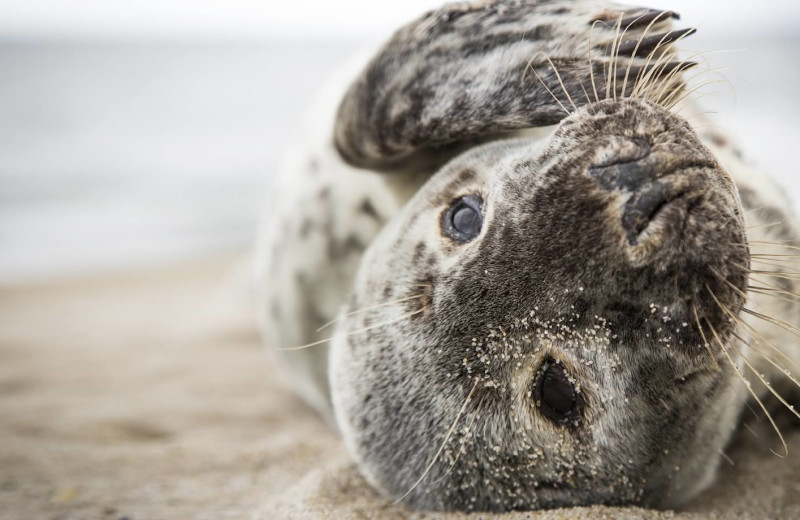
[667,51,742,109]
[746,266,800,276]
[748,285,800,308]
[749,269,800,283]
[664,78,734,112]
[728,330,800,424]
[545,57,578,112]
[709,291,800,436]
[750,240,800,249]
[683,122,727,132]
[743,307,800,342]
[639,47,692,102]
[750,277,800,296]
[315,293,425,332]
[660,67,729,109]
[709,269,800,372]
[742,205,772,214]
[620,11,671,98]
[740,335,800,405]
[524,53,570,115]
[729,247,800,260]
[752,254,800,261]
[669,77,734,114]
[279,306,428,351]
[611,12,650,101]
[718,449,735,466]
[393,378,480,504]
[634,29,698,105]
[692,303,720,370]
[707,266,800,341]
[631,30,686,100]
[747,271,800,283]
[653,55,716,107]
[714,295,800,387]
[743,421,761,437]
[749,257,800,270]
[606,13,624,101]
[749,281,800,301]
[745,220,789,231]
[703,292,789,458]
[577,75,592,105]
[657,60,725,105]
[430,409,480,486]
[657,58,729,101]
[588,20,602,103]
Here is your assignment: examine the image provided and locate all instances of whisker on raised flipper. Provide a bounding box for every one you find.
[588,20,602,103]
[545,57,578,112]
[524,53,571,115]
[620,10,673,98]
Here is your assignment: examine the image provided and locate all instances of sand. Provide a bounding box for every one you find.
[1,256,798,520]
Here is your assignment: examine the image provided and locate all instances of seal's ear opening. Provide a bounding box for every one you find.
[333,1,696,173]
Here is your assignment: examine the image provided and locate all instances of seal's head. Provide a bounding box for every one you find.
[330,98,750,511]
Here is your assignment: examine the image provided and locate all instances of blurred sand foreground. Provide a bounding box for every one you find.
[1,256,799,519]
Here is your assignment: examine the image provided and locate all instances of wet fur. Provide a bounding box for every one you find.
[258,0,800,513]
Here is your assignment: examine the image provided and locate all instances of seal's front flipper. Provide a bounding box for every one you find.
[334,1,696,173]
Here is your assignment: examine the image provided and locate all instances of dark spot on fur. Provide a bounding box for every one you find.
[412,242,427,264]
[705,132,728,148]
[430,26,554,59]
[427,254,438,268]
[703,132,743,158]
[318,187,331,201]
[360,198,382,222]
[409,275,435,318]
[299,218,314,238]
[293,272,329,334]
[271,301,281,320]
[328,234,367,261]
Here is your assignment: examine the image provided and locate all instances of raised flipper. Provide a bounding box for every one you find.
[334,0,697,172]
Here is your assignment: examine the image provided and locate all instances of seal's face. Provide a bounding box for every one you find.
[330,99,750,511]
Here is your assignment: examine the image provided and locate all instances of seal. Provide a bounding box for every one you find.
[257,0,800,512]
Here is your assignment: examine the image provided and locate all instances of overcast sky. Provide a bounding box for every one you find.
[1,0,798,41]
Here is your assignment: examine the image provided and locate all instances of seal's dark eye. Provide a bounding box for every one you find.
[442,195,483,242]
[535,360,580,427]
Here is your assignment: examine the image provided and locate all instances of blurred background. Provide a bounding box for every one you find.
[1,0,799,284]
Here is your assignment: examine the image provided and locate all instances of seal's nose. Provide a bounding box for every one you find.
[588,145,689,245]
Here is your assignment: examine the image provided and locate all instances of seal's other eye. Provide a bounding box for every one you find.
[442,195,483,242]
[535,360,580,427]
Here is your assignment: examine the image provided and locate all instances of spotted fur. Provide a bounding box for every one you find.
[257,0,800,512]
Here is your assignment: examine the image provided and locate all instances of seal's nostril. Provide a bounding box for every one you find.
[588,158,659,192]
[622,181,671,235]
[587,138,654,192]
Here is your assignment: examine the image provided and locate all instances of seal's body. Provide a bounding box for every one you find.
[258,0,800,512]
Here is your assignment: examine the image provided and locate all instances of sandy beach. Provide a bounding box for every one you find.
[1,256,799,520]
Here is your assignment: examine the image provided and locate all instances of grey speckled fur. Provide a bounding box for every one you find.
[257,0,800,513]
